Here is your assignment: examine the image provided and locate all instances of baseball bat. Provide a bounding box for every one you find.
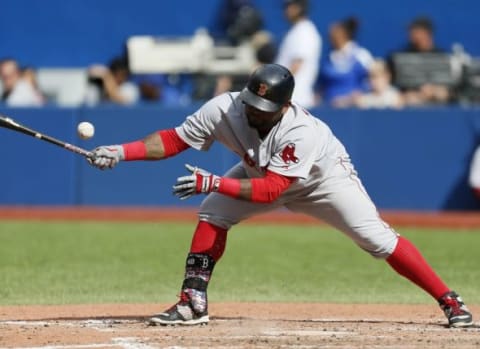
[0,114,94,159]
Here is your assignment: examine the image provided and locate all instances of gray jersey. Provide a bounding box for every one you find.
[176,92,348,184]
[177,92,398,259]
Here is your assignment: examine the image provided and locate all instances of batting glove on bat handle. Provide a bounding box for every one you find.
[173,164,221,200]
[88,145,125,170]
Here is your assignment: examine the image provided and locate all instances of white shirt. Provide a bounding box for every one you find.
[119,82,140,105]
[176,92,348,190]
[469,145,480,189]
[275,19,322,109]
[4,79,44,107]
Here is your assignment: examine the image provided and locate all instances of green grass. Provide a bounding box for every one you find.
[0,221,479,305]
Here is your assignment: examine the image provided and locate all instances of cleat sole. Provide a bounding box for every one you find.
[148,315,209,326]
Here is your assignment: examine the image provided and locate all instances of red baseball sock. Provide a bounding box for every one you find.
[387,236,449,300]
[190,221,228,261]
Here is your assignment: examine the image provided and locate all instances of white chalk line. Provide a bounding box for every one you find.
[0,337,157,349]
[0,319,137,332]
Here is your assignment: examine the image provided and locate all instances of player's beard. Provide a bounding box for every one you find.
[247,115,277,137]
[245,106,282,136]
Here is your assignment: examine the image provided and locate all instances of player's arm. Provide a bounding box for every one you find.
[174,166,296,203]
[89,129,190,169]
[136,129,190,160]
[90,95,228,169]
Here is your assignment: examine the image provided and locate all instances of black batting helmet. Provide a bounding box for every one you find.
[239,64,295,112]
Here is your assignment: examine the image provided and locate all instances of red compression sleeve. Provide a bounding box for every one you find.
[250,170,295,203]
[387,236,449,300]
[190,221,228,261]
[159,129,190,158]
[216,177,241,197]
[122,141,147,161]
[214,171,294,202]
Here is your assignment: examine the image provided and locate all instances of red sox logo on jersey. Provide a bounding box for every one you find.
[280,143,299,165]
[257,83,268,96]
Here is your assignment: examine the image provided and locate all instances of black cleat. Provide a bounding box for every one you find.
[438,291,473,328]
[149,289,209,326]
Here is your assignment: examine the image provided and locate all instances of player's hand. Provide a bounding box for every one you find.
[173,164,221,200]
[88,145,125,170]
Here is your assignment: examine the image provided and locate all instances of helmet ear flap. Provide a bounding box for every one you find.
[239,64,295,112]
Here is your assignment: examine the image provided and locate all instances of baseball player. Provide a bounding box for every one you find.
[88,64,473,328]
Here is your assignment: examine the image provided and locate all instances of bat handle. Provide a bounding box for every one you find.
[64,143,96,159]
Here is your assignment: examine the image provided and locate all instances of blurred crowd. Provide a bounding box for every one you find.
[0,0,478,109]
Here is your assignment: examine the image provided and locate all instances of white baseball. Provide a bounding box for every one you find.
[77,121,95,140]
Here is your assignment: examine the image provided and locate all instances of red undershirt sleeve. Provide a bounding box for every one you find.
[122,129,190,160]
[158,129,190,158]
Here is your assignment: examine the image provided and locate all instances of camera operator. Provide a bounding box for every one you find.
[84,56,139,106]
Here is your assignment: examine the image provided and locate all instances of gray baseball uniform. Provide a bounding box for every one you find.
[176,92,398,258]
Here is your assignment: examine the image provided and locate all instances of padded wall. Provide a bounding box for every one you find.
[1,106,479,210]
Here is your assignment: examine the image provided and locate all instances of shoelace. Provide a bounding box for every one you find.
[164,291,190,313]
[442,297,464,316]
[179,291,190,303]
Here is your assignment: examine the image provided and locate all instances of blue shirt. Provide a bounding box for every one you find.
[318,41,373,104]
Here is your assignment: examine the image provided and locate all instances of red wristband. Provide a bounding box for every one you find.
[217,177,241,198]
[122,141,147,161]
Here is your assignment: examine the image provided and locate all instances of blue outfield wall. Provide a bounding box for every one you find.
[1,106,480,211]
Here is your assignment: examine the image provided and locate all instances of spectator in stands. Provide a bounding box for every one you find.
[213,30,277,97]
[275,0,321,109]
[393,16,444,56]
[207,0,273,99]
[21,66,47,104]
[316,17,374,108]
[253,31,278,66]
[209,0,263,45]
[352,59,404,109]
[134,73,193,106]
[469,143,480,199]
[388,16,451,106]
[0,58,45,107]
[84,56,139,106]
